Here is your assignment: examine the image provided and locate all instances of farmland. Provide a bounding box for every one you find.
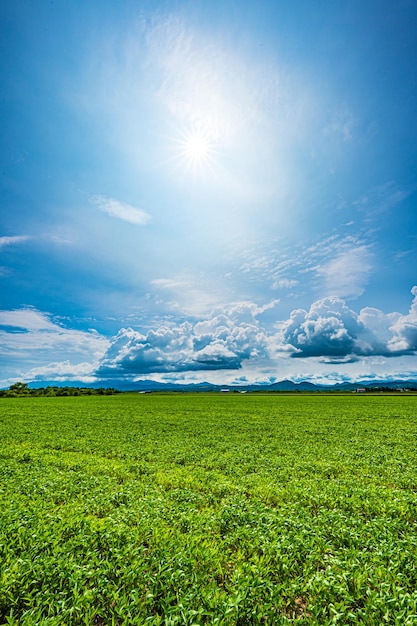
[1,393,417,625]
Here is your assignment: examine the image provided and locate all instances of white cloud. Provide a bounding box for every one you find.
[92,195,151,225]
[387,286,417,354]
[150,274,234,316]
[0,308,58,332]
[354,182,410,219]
[278,287,417,361]
[0,235,31,250]
[151,278,184,290]
[96,284,417,380]
[0,309,109,382]
[278,297,360,361]
[146,15,281,143]
[272,278,299,290]
[24,360,96,383]
[219,300,279,320]
[2,291,417,387]
[96,304,270,378]
[239,233,373,299]
[315,244,372,298]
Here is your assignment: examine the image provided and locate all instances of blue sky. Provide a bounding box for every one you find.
[1,0,417,387]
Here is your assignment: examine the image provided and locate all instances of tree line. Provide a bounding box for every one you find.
[0,382,121,397]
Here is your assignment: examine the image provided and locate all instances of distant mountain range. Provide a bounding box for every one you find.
[23,379,417,392]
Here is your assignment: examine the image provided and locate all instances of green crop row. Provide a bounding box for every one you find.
[1,394,417,624]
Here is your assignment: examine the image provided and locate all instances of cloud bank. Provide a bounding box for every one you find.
[95,288,417,379]
[96,304,269,377]
[2,289,417,385]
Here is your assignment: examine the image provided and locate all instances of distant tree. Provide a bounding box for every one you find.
[9,382,30,395]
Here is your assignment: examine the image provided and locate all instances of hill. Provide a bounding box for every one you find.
[11,378,417,393]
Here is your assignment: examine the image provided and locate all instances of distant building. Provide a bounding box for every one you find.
[356,388,366,393]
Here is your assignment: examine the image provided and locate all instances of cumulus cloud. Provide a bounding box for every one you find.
[279,297,360,361]
[4,291,417,386]
[24,360,96,383]
[279,287,417,361]
[96,305,269,377]
[94,289,417,379]
[92,195,151,225]
[387,286,417,354]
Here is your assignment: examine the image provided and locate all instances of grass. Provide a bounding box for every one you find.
[1,393,417,624]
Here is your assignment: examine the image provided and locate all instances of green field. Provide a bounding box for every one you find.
[1,393,417,625]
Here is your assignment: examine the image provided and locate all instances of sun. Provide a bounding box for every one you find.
[168,124,219,176]
[185,134,209,161]
[179,128,216,168]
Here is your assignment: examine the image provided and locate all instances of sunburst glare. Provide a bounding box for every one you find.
[185,134,209,162]
[170,125,219,176]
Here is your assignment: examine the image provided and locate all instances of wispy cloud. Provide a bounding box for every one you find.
[0,308,58,332]
[0,309,109,374]
[146,15,281,143]
[0,235,31,250]
[272,278,299,290]
[239,244,304,293]
[150,274,234,316]
[92,195,151,225]
[323,108,355,142]
[239,233,373,299]
[314,244,372,299]
[354,182,410,219]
